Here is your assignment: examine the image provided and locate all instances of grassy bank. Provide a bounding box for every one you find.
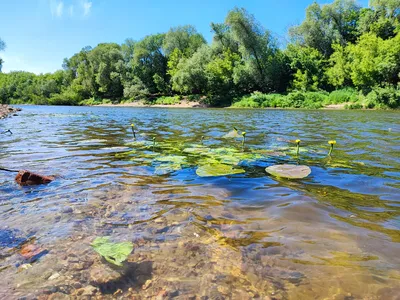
[230,87,400,110]
[8,87,400,110]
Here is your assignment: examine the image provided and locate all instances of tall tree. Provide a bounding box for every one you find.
[225,8,281,92]
[131,34,167,94]
[289,0,361,56]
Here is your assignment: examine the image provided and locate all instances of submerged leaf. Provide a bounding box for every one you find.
[265,164,311,179]
[196,164,245,177]
[91,237,133,266]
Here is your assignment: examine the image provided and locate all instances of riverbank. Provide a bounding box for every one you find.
[96,101,351,110]
[97,100,208,108]
[0,104,21,119]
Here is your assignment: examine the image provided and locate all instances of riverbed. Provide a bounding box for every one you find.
[0,105,399,299]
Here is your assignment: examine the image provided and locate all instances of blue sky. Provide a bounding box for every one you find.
[0,0,369,74]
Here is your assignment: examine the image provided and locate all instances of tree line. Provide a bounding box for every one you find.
[0,0,399,109]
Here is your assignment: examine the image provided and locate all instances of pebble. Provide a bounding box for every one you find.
[142,279,152,290]
[79,285,98,296]
[48,273,60,281]
[61,206,73,214]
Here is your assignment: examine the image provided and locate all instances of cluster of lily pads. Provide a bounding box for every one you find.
[92,126,340,266]
[115,125,340,180]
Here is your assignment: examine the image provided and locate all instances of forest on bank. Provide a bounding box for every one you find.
[0,0,399,109]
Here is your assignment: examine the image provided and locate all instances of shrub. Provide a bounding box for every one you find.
[152,96,181,105]
[364,86,400,109]
[345,103,363,109]
[328,88,358,104]
[49,90,81,105]
[261,94,283,108]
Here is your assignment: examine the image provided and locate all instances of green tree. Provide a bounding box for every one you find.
[286,44,328,91]
[131,34,167,94]
[225,8,282,92]
[289,0,361,56]
[358,0,400,39]
[171,45,213,94]
[346,32,400,90]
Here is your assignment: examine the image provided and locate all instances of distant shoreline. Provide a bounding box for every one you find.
[95,101,348,110]
[96,100,209,108]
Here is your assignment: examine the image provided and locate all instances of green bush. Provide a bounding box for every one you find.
[232,91,327,109]
[328,88,358,104]
[345,103,363,109]
[152,96,181,105]
[187,94,202,101]
[364,86,400,109]
[260,94,283,108]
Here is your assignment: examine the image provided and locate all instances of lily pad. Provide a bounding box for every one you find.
[196,164,245,177]
[91,237,133,266]
[183,147,209,155]
[154,155,187,164]
[265,164,311,179]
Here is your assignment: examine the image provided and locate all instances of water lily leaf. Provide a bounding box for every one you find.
[265,164,311,179]
[115,150,137,158]
[91,237,133,266]
[223,129,241,138]
[125,141,153,148]
[183,147,209,155]
[196,164,245,177]
[154,155,187,164]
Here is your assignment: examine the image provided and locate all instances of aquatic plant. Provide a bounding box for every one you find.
[295,139,301,156]
[196,163,245,177]
[265,164,311,179]
[152,137,156,151]
[130,123,136,139]
[242,131,246,148]
[328,140,336,156]
[91,237,133,266]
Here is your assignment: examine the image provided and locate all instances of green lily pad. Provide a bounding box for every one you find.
[265,164,311,179]
[125,141,153,148]
[91,237,133,266]
[183,147,209,155]
[196,164,246,177]
[154,155,187,164]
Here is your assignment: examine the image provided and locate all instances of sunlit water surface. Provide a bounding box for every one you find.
[0,106,399,299]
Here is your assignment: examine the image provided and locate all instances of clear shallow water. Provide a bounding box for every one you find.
[0,105,399,299]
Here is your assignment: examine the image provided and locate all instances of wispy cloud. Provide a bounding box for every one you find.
[82,0,92,17]
[50,0,64,18]
[49,0,92,19]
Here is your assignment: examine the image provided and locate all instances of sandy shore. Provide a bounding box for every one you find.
[322,103,347,109]
[97,100,209,108]
[0,104,21,119]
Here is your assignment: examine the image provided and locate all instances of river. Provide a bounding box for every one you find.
[0,105,399,299]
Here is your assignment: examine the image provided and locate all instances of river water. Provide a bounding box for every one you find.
[0,105,399,299]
